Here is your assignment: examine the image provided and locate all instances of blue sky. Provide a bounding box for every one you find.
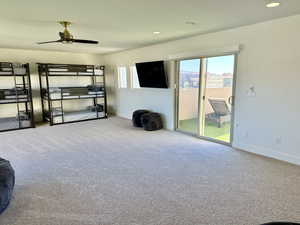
[180,55,235,74]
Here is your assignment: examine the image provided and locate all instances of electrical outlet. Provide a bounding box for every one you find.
[247,85,256,97]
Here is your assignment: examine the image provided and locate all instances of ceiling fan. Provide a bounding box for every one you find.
[37,21,98,45]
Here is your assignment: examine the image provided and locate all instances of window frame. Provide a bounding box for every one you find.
[130,65,140,89]
[117,66,128,89]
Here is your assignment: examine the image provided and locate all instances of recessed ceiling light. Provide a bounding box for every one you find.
[153,31,161,34]
[266,1,280,8]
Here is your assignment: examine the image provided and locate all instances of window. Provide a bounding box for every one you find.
[130,66,140,89]
[117,66,128,88]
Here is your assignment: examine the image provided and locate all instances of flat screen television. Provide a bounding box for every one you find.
[136,61,168,88]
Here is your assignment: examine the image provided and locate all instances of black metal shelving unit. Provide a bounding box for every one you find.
[0,62,35,132]
[38,63,107,126]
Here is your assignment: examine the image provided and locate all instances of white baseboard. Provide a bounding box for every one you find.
[116,112,131,120]
[233,142,300,166]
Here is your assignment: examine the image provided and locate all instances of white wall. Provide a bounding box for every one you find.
[103,14,300,165]
[0,48,104,121]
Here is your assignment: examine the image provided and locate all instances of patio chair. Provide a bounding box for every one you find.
[206,98,231,128]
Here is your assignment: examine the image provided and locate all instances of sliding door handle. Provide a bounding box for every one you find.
[228,96,233,105]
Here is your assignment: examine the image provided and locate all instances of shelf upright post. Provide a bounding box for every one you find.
[45,64,53,126]
[12,63,21,128]
[102,66,108,118]
[26,63,35,128]
[92,65,99,118]
[38,64,46,122]
[60,88,64,123]
[22,67,29,114]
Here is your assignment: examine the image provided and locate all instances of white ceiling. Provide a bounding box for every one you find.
[0,0,300,54]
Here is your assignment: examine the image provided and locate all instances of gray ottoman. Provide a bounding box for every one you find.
[0,158,15,214]
[141,113,163,131]
[132,110,150,127]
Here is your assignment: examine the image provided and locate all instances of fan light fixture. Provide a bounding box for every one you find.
[37,21,99,45]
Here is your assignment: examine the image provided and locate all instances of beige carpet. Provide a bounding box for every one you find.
[0,117,299,225]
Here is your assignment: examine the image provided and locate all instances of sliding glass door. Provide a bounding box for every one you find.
[177,59,201,135]
[202,55,235,143]
[176,55,236,144]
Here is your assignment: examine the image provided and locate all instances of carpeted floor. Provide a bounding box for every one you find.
[0,117,299,225]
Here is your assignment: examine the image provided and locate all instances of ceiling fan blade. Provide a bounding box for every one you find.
[73,39,98,44]
[37,40,62,44]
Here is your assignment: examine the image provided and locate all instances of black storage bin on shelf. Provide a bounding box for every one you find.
[141,112,163,131]
[132,110,150,127]
[0,158,15,214]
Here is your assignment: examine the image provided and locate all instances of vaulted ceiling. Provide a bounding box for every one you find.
[1,0,300,54]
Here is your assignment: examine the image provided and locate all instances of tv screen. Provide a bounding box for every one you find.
[136,61,168,88]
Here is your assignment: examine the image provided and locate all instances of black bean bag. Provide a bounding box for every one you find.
[0,158,15,214]
[141,112,163,131]
[132,110,150,127]
[261,223,300,225]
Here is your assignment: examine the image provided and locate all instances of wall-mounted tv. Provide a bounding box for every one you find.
[136,61,168,88]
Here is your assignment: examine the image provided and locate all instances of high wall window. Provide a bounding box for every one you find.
[117,66,128,88]
[130,66,140,89]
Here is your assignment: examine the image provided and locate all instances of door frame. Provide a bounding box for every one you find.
[174,53,238,146]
